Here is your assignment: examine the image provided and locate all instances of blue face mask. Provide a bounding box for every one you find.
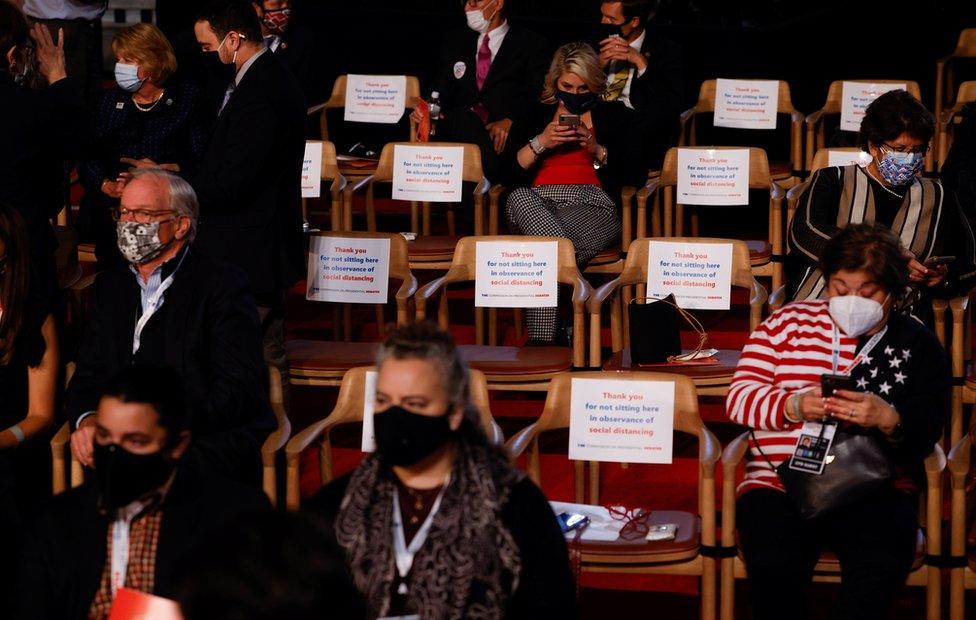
[876,147,924,186]
[114,62,144,93]
[556,89,598,115]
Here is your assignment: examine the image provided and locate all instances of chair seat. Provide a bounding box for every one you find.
[286,340,378,373]
[746,240,772,266]
[965,373,976,391]
[579,510,701,564]
[408,236,461,262]
[588,247,621,266]
[769,160,793,180]
[459,345,572,378]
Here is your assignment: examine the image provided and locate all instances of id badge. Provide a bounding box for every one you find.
[787,421,837,475]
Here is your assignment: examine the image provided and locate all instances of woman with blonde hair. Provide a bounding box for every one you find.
[79,22,211,269]
[506,42,646,343]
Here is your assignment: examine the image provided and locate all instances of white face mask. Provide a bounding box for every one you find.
[465,1,496,34]
[828,294,887,338]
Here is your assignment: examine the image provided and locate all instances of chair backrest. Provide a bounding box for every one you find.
[306,230,414,285]
[691,79,799,115]
[809,147,865,172]
[435,235,585,287]
[319,75,421,141]
[369,141,486,185]
[817,80,923,115]
[618,237,757,293]
[659,146,775,189]
[951,28,976,56]
[317,140,340,180]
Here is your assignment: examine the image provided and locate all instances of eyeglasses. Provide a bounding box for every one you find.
[607,504,652,540]
[111,207,179,224]
[881,142,928,155]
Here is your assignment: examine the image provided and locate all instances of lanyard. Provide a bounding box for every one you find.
[109,499,152,598]
[831,325,888,374]
[132,251,187,355]
[391,477,449,595]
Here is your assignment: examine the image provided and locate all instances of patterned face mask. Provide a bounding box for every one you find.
[876,148,924,186]
[262,8,291,35]
[116,220,172,264]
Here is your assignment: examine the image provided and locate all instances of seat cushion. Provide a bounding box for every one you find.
[746,240,772,266]
[408,235,461,261]
[579,510,701,563]
[588,247,621,266]
[769,160,793,179]
[459,345,572,377]
[286,340,378,372]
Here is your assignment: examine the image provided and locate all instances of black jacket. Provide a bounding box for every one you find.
[270,24,325,106]
[65,247,274,467]
[192,50,306,303]
[625,31,684,170]
[16,464,270,620]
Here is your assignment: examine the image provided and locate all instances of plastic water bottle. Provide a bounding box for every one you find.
[429,91,441,137]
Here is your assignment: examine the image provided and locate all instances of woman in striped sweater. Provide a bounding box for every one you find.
[727,223,949,620]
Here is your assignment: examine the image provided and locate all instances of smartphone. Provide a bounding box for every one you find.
[557,512,590,533]
[646,523,678,542]
[924,255,956,266]
[821,373,857,398]
[559,113,581,128]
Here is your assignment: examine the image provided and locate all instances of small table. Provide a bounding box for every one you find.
[602,349,741,396]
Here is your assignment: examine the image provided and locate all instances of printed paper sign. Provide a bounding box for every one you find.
[301,141,323,198]
[475,241,558,308]
[361,370,378,452]
[677,148,750,206]
[826,149,873,168]
[568,378,675,464]
[306,236,390,303]
[647,241,733,310]
[392,145,463,202]
[713,78,779,129]
[343,74,407,124]
[840,82,906,132]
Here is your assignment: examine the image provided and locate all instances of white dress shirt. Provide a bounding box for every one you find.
[612,29,647,110]
[476,20,510,62]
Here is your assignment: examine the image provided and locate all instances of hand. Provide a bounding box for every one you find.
[921,261,948,287]
[120,157,159,170]
[101,179,124,199]
[30,23,66,85]
[410,107,443,126]
[70,417,96,468]
[538,121,580,150]
[576,124,599,155]
[486,118,513,154]
[599,36,646,72]
[823,389,900,433]
[793,387,828,422]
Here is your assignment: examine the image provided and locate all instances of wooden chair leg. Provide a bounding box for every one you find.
[285,453,301,510]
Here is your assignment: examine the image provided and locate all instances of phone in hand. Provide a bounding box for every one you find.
[557,512,589,533]
[559,113,581,128]
[821,373,857,398]
[923,255,955,267]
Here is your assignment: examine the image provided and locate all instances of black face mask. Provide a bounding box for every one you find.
[556,89,598,115]
[93,442,177,510]
[373,405,455,467]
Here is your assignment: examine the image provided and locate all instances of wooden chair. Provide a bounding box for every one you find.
[935,29,976,132]
[415,236,591,391]
[303,140,347,231]
[285,231,417,387]
[308,75,421,179]
[587,238,768,374]
[344,142,492,270]
[805,80,923,172]
[283,366,503,510]
[720,433,946,620]
[937,81,976,170]
[505,371,720,620]
[641,147,785,303]
[947,432,976,620]
[680,79,803,188]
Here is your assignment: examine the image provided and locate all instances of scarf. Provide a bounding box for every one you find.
[335,436,523,619]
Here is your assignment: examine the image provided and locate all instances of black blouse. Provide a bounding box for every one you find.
[0,282,48,429]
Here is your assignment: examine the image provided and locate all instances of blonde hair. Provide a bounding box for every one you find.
[540,42,606,104]
[112,23,177,85]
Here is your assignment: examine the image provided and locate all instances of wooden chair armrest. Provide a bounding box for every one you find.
[720,431,751,545]
[415,276,448,319]
[750,279,769,307]
[949,295,970,314]
[587,276,626,314]
[570,274,593,310]
[262,419,292,461]
[330,174,348,197]
[51,420,70,451]
[474,178,491,196]
[488,184,506,235]
[805,108,827,127]
[488,420,505,447]
[505,422,540,459]
[637,176,662,198]
[786,183,807,202]
[923,443,947,484]
[722,431,751,474]
[769,182,785,201]
[284,417,336,464]
[700,427,721,469]
[947,435,971,485]
[396,273,419,303]
[679,105,697,126]
[345,174,374,196]
[790,110,805,124]
[307,102,328,116]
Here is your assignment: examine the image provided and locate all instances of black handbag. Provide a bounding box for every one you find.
[753,425,895,520]
[628,294,708,365]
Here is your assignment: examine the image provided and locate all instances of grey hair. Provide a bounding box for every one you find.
[374,322,471,410]
[125,168,199,242]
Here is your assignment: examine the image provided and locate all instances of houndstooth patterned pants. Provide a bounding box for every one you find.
[506,184,621,341]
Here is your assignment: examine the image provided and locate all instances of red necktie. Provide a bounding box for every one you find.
[476,34,491,91]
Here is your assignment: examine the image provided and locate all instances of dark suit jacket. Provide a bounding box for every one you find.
[16,464,270,620]
[192,50,306,303]
[65,247,274,476]
[272,24,325,105]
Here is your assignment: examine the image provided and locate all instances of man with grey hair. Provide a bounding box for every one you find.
[66,168,274,485]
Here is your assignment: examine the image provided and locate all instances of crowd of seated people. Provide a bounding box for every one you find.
[1,0,976,617]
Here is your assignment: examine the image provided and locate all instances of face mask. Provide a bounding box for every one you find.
[216,32,243,65]
[373,405,456,467]
[556,89,598,115]
[93,442,178,510]
[876,148,924,186]
[828,294,887,338]
[262,7,291,35]
[114,62,144,93]
[465,1,496,34]
[116,220,173,265]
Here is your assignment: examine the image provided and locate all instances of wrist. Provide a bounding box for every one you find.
[879,404,901,436]
[529,135,546,155]
[784,391,804,424]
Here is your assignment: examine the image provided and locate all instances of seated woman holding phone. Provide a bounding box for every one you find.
[310,322,576,618]
[788,89,976,311]
[726,223,949,620]
[505,42,646,343]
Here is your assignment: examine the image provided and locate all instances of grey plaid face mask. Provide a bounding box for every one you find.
[116,220,171,264]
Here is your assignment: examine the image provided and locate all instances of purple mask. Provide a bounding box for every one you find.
[876,148,924,186]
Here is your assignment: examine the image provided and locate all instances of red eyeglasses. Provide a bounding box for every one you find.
[607,505,652,540]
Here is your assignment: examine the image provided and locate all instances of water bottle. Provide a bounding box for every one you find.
[429,91,441,137]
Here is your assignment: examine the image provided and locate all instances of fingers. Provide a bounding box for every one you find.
[119,157,138,166]
[56,27,64,49]
[907,258,930,282]
[833,389,865,402]
[70,429,94,468]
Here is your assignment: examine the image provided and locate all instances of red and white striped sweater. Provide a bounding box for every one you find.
[726,299,860,494]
